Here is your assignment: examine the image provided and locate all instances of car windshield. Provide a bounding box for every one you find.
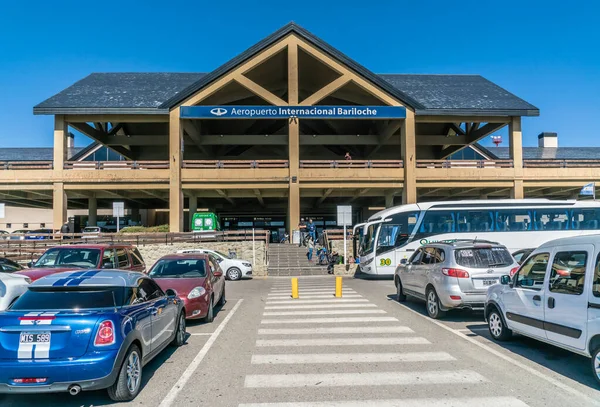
[34,248,101,268]
[214,251,230,259]
[11,287,127,310]
[149,259,207,278]
[454,247,513,268]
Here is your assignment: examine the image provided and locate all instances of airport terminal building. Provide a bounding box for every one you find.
[1,23,597,235]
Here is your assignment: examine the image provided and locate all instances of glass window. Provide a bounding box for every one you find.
[454,247,513,268]
[102,249,116,268]
[409,249,423,265]
[116,248,130,268]
[208,256,220,275]
[131,248,144,266]
[137,278,164,302]
[34,248,101,268]
[549,251,587,295]
[0,259,22,272]
[420,247,439,265]
[533,209,570,231]
[418,210,455,236]
[376,212,420,255]
[436,248,446,262]
[571,209,600,230]
[593,253,600,298]
[149,259,207,278]
[360,224,378,256]
[456,211,494,233]
[516,253,549,290]
[494,209,532,232]
[12,287,127,310]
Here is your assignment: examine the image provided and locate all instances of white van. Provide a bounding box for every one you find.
[485,234,600,384]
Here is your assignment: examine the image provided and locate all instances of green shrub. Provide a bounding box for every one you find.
[118,225,170,234]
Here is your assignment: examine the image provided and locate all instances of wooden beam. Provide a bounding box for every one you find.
[69,122,135,160]
[234,74,288,106]
[368,120,403,157]
[253,189,265,207]
[439,122,506,159]
[139,190,169,202]
[216,189,235,205]
[300,75,351,106]
[315,188,333,207]
[349,188,370,203]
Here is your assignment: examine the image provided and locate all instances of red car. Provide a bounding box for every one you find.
[16,244,146,282]
[147,253,225,322]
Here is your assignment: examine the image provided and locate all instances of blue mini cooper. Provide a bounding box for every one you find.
[0,270,186,401]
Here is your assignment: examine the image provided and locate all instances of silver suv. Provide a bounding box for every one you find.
[394,240,518,319]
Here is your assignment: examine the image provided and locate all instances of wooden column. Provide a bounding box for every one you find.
[509,116,524,199]
[288,39,300,234]
[88,195,97,226]
[401,111,417,204]
[169,109,183,232]
[53,115,67,169]
[53,182,67,231]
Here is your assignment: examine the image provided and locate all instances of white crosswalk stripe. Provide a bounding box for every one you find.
[258,326,413,335]
[261,316,398,324]
[267,294,362,300]
[251,351,455,364]
[239,397,530,407]
[255,337,430,347]
[265,303,377,310]
[266,298,369,304]
[263,309,386,316]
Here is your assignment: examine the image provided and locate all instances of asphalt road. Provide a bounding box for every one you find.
[2,277,600,406]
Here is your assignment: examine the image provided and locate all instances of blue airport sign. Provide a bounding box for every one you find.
[180,105,406,120]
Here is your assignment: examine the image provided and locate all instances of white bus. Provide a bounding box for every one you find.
[358,199,600,276]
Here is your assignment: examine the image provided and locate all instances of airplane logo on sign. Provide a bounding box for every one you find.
[210,107,228,116]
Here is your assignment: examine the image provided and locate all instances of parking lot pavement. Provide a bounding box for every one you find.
[3,277,600,406]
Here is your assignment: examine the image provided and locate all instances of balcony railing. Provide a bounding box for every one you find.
[416,160,514,169]
[182,160,289,169]
[1,161,53,170]
[523,159,600,168]
[63,161,169,170]
[299,160,403,168]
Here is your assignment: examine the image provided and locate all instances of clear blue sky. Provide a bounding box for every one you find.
[1,0,598,148]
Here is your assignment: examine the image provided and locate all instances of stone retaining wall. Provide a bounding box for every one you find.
[137,241,267,276]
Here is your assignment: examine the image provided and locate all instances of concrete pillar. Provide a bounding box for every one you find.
[131,207,140,225]
[169,109,183,232]
[401,111,417,204]
[53,182,67,231]
[385,192,395,208]
[53,115,67,170]
[187,195,197,232]
[509,116,524,199]
[88,196,97,226]
[287,39,300,234]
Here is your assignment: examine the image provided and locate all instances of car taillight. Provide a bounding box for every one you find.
[95,320,115,346]
[509,267,519,278]
[13,378,47,384]
[442,268,470,278]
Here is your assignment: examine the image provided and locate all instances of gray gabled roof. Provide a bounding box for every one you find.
[0,147,82,161]
[488,147,600,160]
[34,23,539,117]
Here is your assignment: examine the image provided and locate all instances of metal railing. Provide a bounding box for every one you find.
[523,159,600,168]
[0,230,270,262]
[1,161,53,170]
[416,160,514,169]
[300,160,403,168]
[63,161,169,170]
[182,160,289,169]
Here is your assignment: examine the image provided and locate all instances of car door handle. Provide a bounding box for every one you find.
[532,295,541,301]
[548,297,555,309]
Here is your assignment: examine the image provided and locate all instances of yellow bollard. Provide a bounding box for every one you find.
[291,277,299,299]
[335,276,343,298]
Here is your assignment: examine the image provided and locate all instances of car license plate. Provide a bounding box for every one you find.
[20,332,50,344]
[482,279,497,286]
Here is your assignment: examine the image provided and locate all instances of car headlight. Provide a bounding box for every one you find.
[362,257,374,266]
[188,287,206,299]
[242,262,251,267]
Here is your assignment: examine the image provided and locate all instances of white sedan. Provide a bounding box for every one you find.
[0,273,30,310]
[176,248,252,281]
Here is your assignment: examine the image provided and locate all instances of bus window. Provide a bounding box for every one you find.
[376,212,419,255]
[533,209,570,230]
[456,211,493,233]
[418,210,455,237]
[494,209,532,232]
[571,209,600,230]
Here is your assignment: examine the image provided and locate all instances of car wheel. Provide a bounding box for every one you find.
[426,288,446,319]
[203,297,214,323]
[107,345,142,402]
[227,267,242,281]
[488,308,512,341]
[171,312,186,347]
[396,279,407,302]
[591,348,600,386]
[218,286,226,306]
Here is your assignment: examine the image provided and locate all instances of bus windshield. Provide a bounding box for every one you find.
[360,211,420,256]
[359,224,378,256]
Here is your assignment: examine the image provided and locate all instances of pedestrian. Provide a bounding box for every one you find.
[328,250,340,274]
[307,236,314,262]
[60,222,69,234]
[307,218,316,242]
[345,152,352,161]
[298,218,307,247]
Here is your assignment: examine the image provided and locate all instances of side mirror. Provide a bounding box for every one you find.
[102,261,114,269]
[500,275,510,285]
[213,270,223,277]
[27,262,34,268]
[165,288,178,297]
[400,258,408,265]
